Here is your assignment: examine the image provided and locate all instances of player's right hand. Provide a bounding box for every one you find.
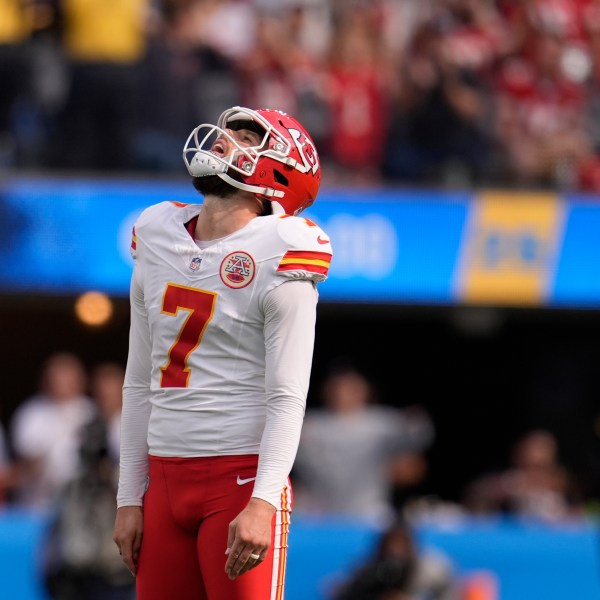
[113,505,144,576]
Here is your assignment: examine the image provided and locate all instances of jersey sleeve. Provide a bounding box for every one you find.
[251,279,318,507]
[275,216,333,283]
[117,263,152,507]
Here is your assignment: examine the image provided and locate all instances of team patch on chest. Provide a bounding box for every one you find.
[220,251,256,288]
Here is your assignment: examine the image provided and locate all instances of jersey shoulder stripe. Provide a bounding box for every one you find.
[277,250,331,277]
[274,215,333,282]
[131,225,137,251]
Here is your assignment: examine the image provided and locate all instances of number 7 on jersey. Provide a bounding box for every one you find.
[160,283,217,388]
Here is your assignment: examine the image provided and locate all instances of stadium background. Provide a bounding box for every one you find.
[3,0,600,598]
[1,179,600,599]
[1,180,600,505]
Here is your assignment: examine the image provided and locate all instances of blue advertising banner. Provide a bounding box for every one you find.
[2,510,599,600]
[304,189,470,304]
[0,177,599,308]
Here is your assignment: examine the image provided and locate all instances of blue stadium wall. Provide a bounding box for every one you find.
[1,176,600,308]
[2,510,599,600]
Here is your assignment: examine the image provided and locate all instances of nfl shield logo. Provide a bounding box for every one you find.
[189,256,202,271]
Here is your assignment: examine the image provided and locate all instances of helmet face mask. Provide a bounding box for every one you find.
[183,106,321,215]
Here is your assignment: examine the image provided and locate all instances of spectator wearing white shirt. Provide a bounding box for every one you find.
[10,352,97,510]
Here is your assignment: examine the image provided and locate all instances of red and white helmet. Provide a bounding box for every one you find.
[183,106,321,215]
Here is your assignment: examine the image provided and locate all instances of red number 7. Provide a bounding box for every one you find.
[160,283,217,388]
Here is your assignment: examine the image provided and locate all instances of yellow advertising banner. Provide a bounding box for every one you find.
[455,190,565,306]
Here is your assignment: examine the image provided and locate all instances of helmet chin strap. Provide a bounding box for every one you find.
[187,150,285,204]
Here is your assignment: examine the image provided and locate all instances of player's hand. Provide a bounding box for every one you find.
[113,505,144,576]
[225,497,276,580]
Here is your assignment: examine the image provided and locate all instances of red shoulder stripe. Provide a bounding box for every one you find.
[277,249,332,276]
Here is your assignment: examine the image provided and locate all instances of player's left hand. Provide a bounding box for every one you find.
[225,497,276,580]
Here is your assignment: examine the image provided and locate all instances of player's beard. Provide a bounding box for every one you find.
[192,174,238,198]
[192,174,272,215]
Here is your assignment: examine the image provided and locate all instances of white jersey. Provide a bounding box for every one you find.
[117,201,332,508]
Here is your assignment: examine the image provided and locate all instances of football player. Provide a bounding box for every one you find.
[113,106,332,600]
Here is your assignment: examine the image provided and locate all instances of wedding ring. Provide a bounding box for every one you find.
[250,553,261,560]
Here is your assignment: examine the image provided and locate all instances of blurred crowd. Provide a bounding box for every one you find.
[4,0,600,191]
[0,350,593,600]
[0,353,135,600]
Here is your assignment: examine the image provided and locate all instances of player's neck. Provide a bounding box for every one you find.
[195,193,262,242]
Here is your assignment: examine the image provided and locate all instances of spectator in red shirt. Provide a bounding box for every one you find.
[320,7,393,185]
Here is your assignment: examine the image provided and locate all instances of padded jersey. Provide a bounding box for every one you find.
[117,201,332,508]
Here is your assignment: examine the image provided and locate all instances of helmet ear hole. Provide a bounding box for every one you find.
[273,170,288,186]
